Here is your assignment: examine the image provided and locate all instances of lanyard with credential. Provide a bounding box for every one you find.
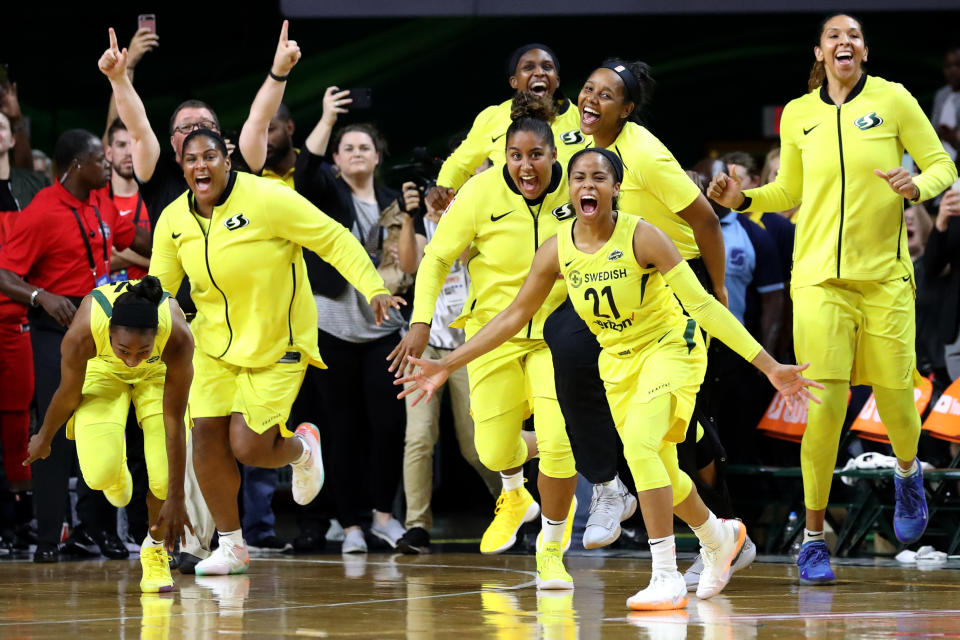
[70,206,109,278]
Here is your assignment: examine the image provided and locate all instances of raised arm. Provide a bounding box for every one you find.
[396,237,562,405]
[23,299,96,464]
[304,87,351,157]
[152,302,195,549]
[635,221,821,410]
[238,21,302,174]
[103,28,159,143]
[98,28,161,182]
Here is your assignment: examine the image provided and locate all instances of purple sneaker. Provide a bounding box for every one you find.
[893,459,928,544]
[797,541,836,585]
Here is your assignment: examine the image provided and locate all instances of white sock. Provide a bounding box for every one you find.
[501,470,523,492]
[541,514,566,544]
[142,533,162,548]
[895,459,919,478]
[803,529,824,545]
[649,535,677,574]
[690,511,723,549]
[293,435,311,465]
[219,529,245,547]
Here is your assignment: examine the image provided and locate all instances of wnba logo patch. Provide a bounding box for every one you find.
[854,112,883,130]
[224,214,250,230]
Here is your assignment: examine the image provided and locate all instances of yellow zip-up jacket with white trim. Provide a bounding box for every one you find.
[436,97,588,192]
[741,75,956,287]
[150,171,390,369]
[412,163,569,339]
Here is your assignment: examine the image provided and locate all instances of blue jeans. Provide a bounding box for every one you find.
[241,466,277,541]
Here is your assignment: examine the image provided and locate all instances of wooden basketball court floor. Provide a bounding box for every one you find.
[3,550,960,639]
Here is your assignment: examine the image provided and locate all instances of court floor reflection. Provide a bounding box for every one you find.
[2,553,960,638]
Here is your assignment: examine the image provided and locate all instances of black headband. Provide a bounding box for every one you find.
[506,43,559,80]
[568,148,624,183]
[601,61,642,106]
[111,299,159,329]
[182,128,228,156]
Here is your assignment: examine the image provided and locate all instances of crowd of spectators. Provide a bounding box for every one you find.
[0,29,958,561]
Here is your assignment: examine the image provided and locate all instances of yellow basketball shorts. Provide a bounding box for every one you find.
[69,360,170,499]
[190,348,308,436]
[600,318,707,443]
[792,274,915,388]
[465,333,575,478]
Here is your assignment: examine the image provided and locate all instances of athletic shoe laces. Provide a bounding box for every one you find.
[799,542,830,567]
[144,547,170,580]
[895,473,924,516]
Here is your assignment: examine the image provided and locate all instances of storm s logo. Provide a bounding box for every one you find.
[224,214,250,230]
[552,203,575,221]
[559,130,584,145]
[854,112,883,130]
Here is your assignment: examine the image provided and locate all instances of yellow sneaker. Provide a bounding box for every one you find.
[480,486,540,554]
[536,496,578,553]
[536,542,573,590]
[140,544,175,593]
[104,465,133,508]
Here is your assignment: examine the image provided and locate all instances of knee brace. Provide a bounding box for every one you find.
[474,404,528,472]
[532,397,576,478]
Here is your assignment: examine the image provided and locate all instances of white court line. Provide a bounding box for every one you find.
[0,557,537,628]
[605,608,960,625]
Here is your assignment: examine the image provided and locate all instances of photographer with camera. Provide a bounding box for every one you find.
[292,85,421,554]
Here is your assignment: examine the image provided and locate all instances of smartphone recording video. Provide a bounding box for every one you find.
[138,14,156,34]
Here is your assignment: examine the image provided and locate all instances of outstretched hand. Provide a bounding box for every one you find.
[272,20,301,78]
[98,28,129,82]
[394,356,451,406]
[765,362,824,413]
[387,322,430,376]
[370,294,406,326]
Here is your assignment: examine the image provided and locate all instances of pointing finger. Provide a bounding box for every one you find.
[279,19,289,42]
[873,168,889,180]
[108,27,118,50]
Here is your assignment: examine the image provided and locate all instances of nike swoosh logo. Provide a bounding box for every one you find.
[491,133,506,143]
[902,276,910,282]
[172,232,182,239]
[490,210,513,222]
[803,123,821,135]
[564,259,575,267]
[119,209,133,216]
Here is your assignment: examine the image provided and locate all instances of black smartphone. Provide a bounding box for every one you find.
[346,88,373,110]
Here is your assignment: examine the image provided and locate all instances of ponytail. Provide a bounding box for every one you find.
[807,60,826,93]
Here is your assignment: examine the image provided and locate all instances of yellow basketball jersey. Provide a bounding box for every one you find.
[88,280,174,383]
[557,212,690,357]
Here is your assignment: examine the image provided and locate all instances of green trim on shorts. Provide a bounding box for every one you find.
[683,318,696,353]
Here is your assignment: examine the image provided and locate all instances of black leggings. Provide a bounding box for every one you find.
[307,330,406,529]
[542,258,734,518]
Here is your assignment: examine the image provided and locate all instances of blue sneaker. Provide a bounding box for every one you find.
[797,541,836,585]
[893,459,928,544]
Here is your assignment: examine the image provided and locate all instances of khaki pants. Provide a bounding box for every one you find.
[403,345,500,530]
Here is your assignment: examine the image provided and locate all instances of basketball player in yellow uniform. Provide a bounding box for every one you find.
[24,277,194,593]
[708,13,956,584]
[426,44,588,211]
[399,149,820,608]
[389,93,578,581]
[150,128,400,576]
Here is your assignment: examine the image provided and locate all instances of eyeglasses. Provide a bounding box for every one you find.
[172,120,218,135]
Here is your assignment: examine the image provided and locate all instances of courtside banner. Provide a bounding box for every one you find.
[923,377,960,443]
[757,391,808,442]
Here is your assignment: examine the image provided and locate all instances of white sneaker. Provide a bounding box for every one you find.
[291,423,324,505]
[627,570,689,611]
[194,537,250,576]
[684,534,756,592]
[342,528,367,554]
[370,515,406,549]
[696,519,746,600]
[583,475,637,549]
